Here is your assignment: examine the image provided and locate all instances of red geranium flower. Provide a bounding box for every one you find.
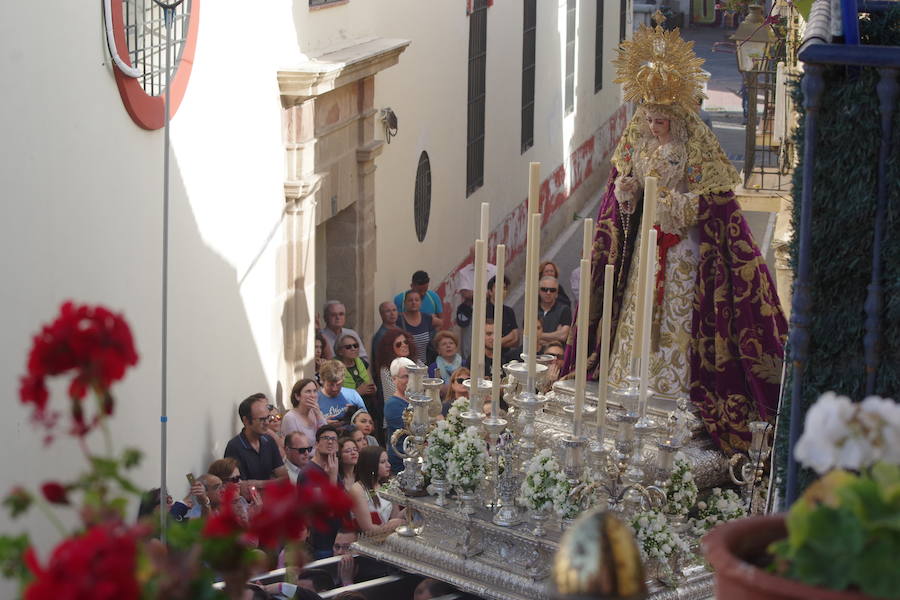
[40,482,69,505]
[20,302,138,441]
[23,522,140,600]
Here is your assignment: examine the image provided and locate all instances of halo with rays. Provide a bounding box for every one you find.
[613,13,708,109]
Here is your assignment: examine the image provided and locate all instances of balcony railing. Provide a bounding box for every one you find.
[785,0,900,505]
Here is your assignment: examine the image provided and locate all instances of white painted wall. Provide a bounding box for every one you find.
[0,2,304,585]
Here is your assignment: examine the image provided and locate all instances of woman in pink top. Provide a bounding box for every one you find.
[281,378,326,442]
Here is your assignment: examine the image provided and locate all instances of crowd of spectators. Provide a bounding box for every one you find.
[145,263,574,599]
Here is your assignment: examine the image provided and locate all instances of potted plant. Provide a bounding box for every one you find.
[703,392,900,599]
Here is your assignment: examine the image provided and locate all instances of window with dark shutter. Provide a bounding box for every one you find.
[565,0,577,115]
[521,0,537,153]
[414,152,432,242]
[466,0,488,196]
[595,0,604,92]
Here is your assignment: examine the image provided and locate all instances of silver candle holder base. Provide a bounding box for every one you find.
[462,377,493,430]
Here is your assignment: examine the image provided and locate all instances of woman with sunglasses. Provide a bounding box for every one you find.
[337,435,360,491]
[443,366,470,416]
[335,334,378,424]
[373,329,417,431]
[206,458,256,525]
[264,404,287,460]
[282,378,327,445]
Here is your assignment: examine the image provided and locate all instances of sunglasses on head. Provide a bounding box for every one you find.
[343,343,359,350]
[540,287,558,293]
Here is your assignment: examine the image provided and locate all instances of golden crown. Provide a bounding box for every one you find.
[612,11,708,109]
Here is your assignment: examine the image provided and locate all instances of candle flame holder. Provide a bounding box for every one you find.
[729,420,772,513]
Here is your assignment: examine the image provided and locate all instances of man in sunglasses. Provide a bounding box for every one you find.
[284,431,313,484]
[537,276,572,347]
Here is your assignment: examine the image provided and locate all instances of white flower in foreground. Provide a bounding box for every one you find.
[795,391,900,473]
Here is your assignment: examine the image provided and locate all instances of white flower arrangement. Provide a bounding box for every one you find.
[423,419,456,481]
[665,458,698,517]
[629,509,691,563]
[445,425,487,492]
[794,391,900,474]
[690,487,746,534]
[446,397,472,437]
[517,449,568,513]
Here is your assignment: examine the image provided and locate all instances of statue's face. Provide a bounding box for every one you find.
[647,115,671,139]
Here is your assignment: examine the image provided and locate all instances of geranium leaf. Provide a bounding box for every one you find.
[852,536,900,599]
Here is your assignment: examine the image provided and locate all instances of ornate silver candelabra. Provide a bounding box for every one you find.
[492,430,523,526]
[504,361,548,467]
[390,363,434,497]
[482,415,508,511]
[601,412,666,512]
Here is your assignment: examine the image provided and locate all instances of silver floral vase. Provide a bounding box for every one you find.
[530,507,550,537]
[457,488,478,515]
[428,477,449,507]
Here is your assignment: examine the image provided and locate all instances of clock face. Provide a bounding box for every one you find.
[105,0,200,130]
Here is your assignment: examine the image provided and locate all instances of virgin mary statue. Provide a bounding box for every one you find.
[564,15,788,454]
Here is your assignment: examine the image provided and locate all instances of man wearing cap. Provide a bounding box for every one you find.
[394,270,444,329]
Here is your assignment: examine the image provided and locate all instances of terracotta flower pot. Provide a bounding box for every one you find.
[702,514,874,600]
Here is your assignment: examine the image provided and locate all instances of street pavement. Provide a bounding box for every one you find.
[508,24,776,323]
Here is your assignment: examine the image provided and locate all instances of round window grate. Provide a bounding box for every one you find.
[414,151,432,242]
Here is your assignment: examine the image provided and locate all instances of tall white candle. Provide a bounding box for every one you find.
[573,256,591,438]
[523,164,540,361]
[524,225,536,362]
[527,213,541,383]
[469,240,487,414]
[638,228,658,419]
[480,202,490,246]
[582,218,594,263]
[491,245,506,419]
[528,162,540,216]
[597,264,614,433]
[632,176,658,364]
[470,239,487,414]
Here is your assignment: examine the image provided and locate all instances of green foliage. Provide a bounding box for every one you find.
[771,466,900,598]
[776,6,900,501]
[0,534,31,591]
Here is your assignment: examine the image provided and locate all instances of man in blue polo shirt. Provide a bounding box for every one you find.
[317,360,367,424]
[224,393,287,491]
[394,270,444,328]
